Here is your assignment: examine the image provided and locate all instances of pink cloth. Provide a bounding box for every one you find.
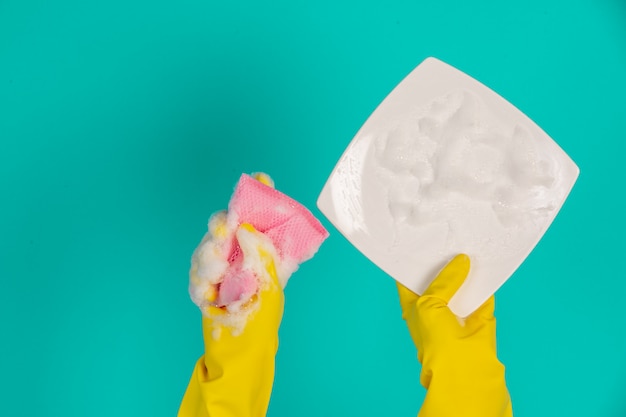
[216,174,329,306]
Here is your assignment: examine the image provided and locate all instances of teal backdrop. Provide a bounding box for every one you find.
[1,1,625,416]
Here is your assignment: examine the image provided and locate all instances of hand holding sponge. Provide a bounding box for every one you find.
[189,172,329,335]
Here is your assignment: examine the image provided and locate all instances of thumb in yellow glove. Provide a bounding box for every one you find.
[397,254,513,417]
[178,223,284,417]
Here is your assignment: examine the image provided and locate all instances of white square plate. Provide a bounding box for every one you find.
[317,57,579,317]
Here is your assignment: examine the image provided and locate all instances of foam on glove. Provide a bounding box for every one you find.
[189,173,329,330]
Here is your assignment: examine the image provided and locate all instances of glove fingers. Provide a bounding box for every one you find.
[396,281,419,315]
[252,172,275,188]
[465,295,495,328]
[258,247,282,300]
[422,254,470,304]
[476,294,495,318]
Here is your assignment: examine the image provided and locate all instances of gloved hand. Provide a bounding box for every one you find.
[178,222,284,417]
[397,254,513,417]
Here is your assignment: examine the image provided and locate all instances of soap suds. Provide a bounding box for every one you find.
[189,173,329,338]
[371,90,559,258]
[190,217,281,336]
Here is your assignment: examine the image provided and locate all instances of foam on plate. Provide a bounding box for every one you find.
[317,57,579,317]
[373,90,559,259]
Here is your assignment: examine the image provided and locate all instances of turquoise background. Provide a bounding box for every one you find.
[1,0,625,416]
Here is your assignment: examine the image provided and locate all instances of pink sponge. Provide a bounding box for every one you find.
[229,174,329,261]
[216,259,258,307]
[214,174,329,306]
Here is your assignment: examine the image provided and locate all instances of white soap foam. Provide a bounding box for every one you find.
[189,212,283,337]
[369,90,559,260]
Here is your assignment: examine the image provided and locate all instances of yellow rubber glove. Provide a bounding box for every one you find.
[397,254,513,417]
[178,223,284,417]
